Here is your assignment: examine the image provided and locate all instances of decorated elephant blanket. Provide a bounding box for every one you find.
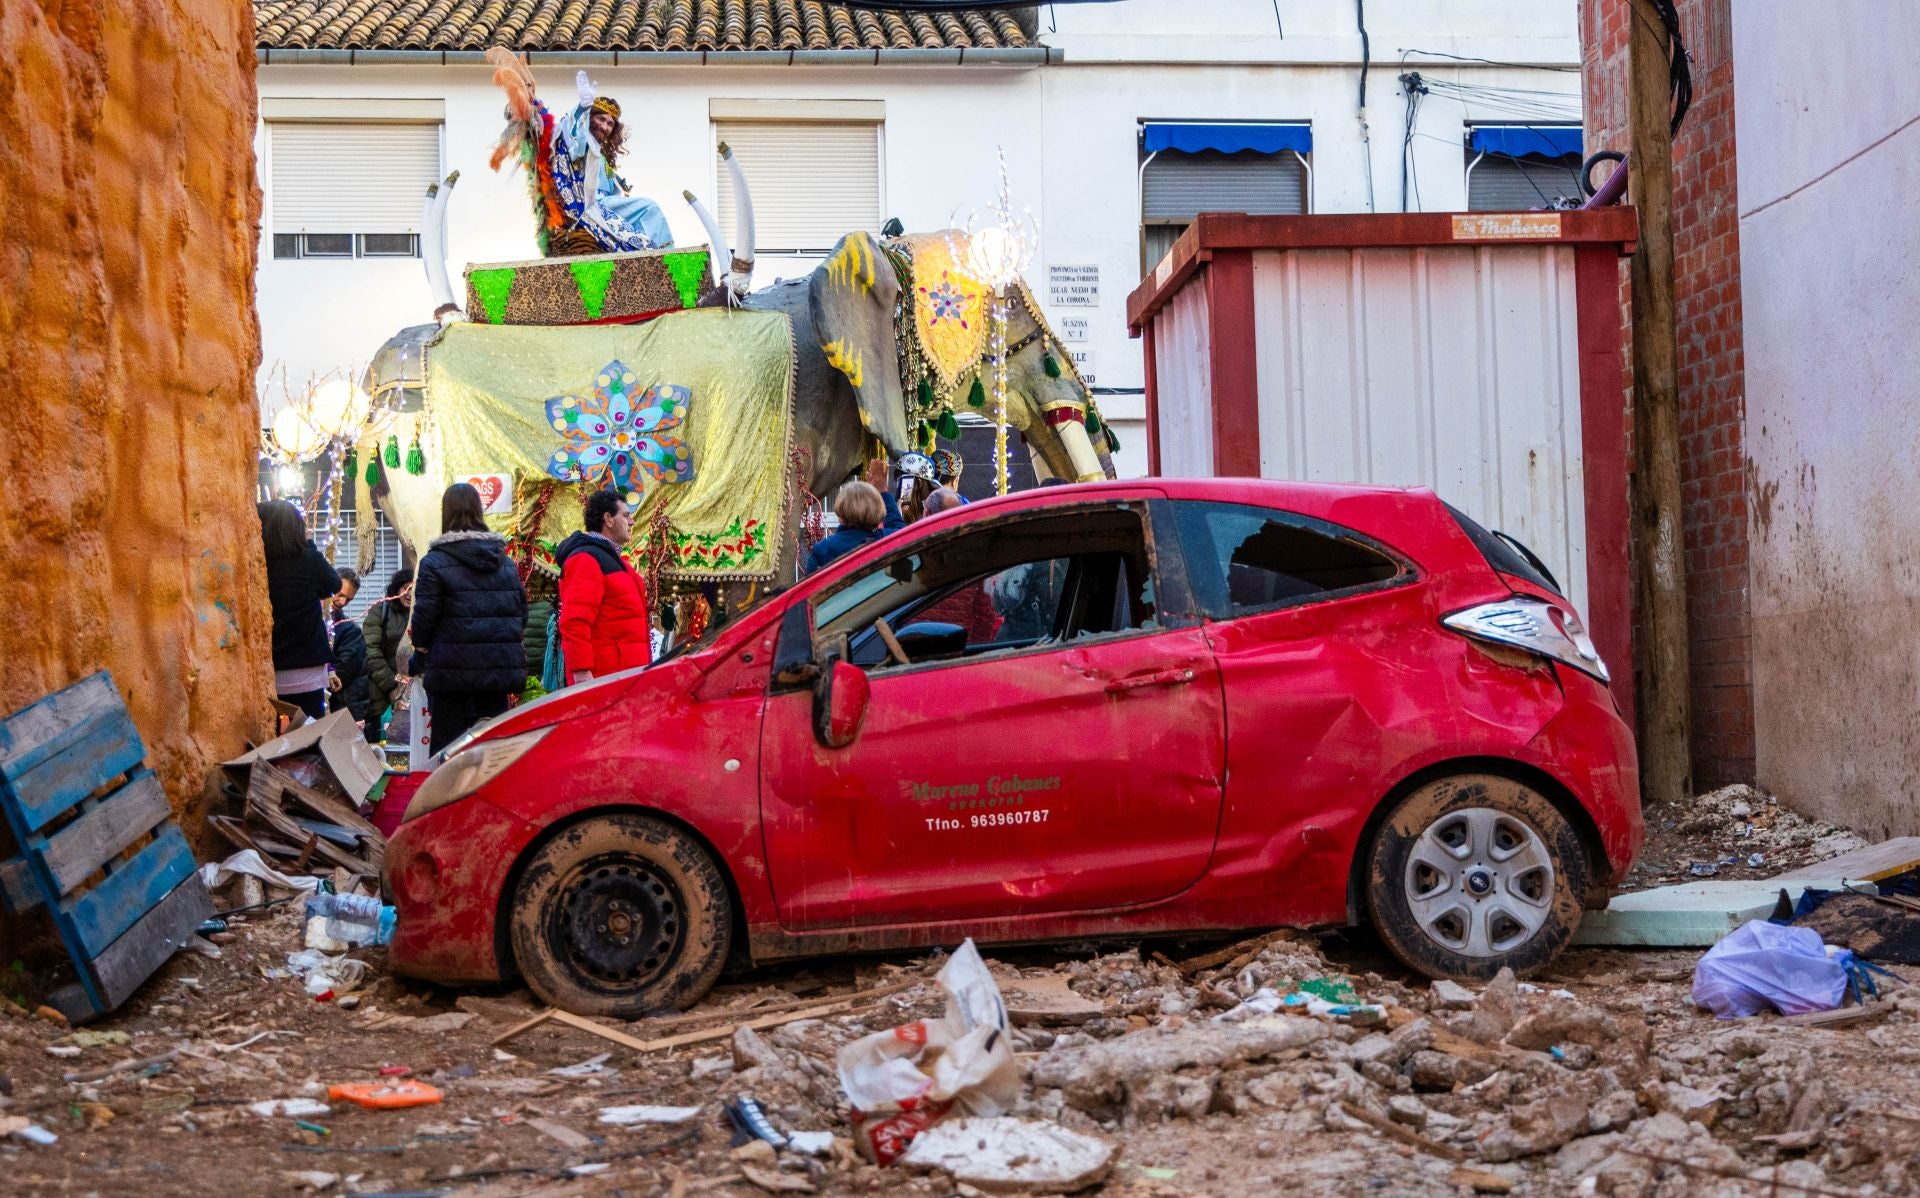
[367,309,793,581]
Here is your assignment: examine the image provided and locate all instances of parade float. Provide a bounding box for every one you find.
[357,51,1114,639]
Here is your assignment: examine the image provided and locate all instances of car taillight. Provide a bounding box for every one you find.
[1443,597,1610,683]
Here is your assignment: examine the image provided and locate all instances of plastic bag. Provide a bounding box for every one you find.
[836,939,1019,1164]
[1691,919,1846,1018]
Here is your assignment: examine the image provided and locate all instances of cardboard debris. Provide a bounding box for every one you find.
[223,710,383,805]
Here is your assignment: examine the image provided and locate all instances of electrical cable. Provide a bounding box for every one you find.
[1398,71,1427,211]
[1356,0,1376,212]
[1645,0,1693,136]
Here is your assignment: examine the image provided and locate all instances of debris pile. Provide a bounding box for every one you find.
[1632,784,1866,885]
[210,711,388,882]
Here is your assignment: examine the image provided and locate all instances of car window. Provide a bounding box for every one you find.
[1442,502,1563,596]
[1174,501,1405,619]
[811,505,1159,673]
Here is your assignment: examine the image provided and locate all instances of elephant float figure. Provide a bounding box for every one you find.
[363,151,1113,598]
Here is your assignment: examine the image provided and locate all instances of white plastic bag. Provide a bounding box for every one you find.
[836,939,1018,1164]
[1691,919,1846,1018]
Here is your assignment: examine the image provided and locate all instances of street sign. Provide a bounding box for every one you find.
[1048,264,1100,308]
[1058,316,1091,343]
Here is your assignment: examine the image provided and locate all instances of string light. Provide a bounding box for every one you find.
[259,364,405,550]
[949,147,1037,496]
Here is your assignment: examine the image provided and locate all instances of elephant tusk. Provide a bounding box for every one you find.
[1054,417,1108,484]
[424,174,465,322]
[681,191,730,287]
[719,141,755,297]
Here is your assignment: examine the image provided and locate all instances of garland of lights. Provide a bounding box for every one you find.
[948,147,1037,496]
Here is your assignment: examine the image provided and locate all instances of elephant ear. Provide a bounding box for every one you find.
[809,231,909,456]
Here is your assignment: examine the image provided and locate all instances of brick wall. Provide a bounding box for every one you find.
[1581,0,1753,788]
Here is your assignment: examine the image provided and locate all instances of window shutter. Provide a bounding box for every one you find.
[1142,150,1306,221]
[1466,155,1583,211]
[715,121,881,255]
[271,123,441,234]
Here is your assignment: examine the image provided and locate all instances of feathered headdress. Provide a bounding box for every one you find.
[485,47,567,251]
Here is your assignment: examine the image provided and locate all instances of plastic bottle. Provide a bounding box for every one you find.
[304,893,397,945]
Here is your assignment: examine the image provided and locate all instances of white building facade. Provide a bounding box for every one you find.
[255,0,1583,476]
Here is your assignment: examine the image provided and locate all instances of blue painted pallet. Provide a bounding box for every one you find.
[0,671,212,1022]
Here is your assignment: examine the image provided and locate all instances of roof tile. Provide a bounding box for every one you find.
[254,0,1034,52]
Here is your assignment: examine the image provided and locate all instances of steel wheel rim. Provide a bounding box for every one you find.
[547,851,687,995]
[1403,806,1556,957]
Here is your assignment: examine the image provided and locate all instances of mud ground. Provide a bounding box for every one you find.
[2,789,1915,1198]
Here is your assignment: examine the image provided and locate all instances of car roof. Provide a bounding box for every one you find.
[914,476,1441,531]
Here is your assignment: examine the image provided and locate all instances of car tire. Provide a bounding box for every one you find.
[1364,773,1590,981]
[508,813,732,1017]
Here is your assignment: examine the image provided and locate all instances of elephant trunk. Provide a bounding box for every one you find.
[719,141,756,299]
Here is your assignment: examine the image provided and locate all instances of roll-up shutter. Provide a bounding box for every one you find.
[1466,154,1584,211]
[1142,150,1307,222]
[270,122,441,234]
[715,121,882,255]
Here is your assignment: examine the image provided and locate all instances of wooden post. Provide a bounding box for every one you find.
[1626,0,1692,805]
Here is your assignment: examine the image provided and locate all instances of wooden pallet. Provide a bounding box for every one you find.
[0,672,212,1022]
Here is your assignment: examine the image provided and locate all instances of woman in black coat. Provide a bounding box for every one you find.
[409,483,528,753]
[361,567,413,743]
[259,500,342,721]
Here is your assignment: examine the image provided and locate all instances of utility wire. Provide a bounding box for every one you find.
[1642,0,1693,136]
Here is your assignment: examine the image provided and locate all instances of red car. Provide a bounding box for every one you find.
[385,479,1639,1016]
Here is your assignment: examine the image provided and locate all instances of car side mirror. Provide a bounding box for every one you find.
[812,650,869,750]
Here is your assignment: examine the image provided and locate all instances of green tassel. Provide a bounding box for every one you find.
[967,376,986,408]
[364,456,382,487]
[916,376,934,410]
[935,411,960,440]
[1085,409,1103,436]
[1043,353,1062,379]
[917,421,934,452]
[1103,424,1121,453]
[405,437,425,476]
[343,448,357,478]
[384,435,401,468]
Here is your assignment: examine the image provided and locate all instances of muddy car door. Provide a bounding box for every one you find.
[758,498,1226,930]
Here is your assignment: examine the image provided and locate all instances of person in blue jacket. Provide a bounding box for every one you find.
[804,462,905,575]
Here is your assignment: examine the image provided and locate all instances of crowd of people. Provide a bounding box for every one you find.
[257,449,1033,751]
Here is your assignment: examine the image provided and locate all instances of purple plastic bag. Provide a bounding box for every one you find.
[1691,919,1846,1018]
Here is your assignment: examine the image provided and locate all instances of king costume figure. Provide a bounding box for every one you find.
[554,71,675,252]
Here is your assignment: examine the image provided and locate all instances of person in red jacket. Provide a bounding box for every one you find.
[552,490,652,685]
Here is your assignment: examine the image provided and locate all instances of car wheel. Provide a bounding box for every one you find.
[1364,774,1589,981]
[508,813,732,1017]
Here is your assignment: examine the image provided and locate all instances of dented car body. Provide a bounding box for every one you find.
[384,479,1641,1011]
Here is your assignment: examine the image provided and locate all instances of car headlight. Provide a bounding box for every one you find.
[402,726,554,823]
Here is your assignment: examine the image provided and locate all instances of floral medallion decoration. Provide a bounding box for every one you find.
[542,360,696,492]
[902,235,989,392]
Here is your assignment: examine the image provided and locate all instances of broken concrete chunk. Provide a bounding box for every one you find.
[1029,1017,1328,1116]
[1642,1081,1726,1127]
[1385,1095,1429,1129]
[900,1116,1115,1194]
[1430,979,1476,1010]
[1349,1033,1400,1068]
[1477,1087,1593,1162]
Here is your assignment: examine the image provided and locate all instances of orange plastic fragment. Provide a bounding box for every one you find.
[327,1079,443,1110]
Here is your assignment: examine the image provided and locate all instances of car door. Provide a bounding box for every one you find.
[758,499,1226,930]
[1169,499,1425,921]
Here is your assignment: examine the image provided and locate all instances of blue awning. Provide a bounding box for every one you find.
[1469,125,1583,159]
[1142,122,1312,156]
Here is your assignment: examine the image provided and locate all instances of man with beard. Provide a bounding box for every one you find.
[554,71,674,251]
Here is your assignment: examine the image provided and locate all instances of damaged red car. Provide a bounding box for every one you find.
[384,479,1640,1016]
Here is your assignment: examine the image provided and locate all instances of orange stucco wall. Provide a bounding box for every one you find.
[0,0,271,826]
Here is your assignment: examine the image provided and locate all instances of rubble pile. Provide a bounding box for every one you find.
[1631,784,1867,886]
[5,903,1920,1196]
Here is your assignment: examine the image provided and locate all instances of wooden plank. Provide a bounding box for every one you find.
[247,763,378,875]
[0,854,42,914]
[39,771,169,896]
[1773,838,1920,883]
[0,672,123,779]
[1338,1099,1467,1162]
[6,709,145,834]
[84,875,213,1013]
[62,824,197,959]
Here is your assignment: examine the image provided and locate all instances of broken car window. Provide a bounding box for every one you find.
[1174,502,1405,619]
[814,506,1159,672]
